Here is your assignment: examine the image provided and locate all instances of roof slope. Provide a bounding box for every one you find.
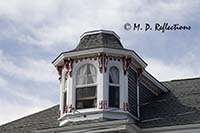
[74,30,124,51]
[137,77,200,128]
[0,105,59,133]
[1,77,200,132]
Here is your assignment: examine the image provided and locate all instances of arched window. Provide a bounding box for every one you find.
[109,66,120,108]
[76,64,97,109]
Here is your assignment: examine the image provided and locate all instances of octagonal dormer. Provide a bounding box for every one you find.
[52,30,148,126]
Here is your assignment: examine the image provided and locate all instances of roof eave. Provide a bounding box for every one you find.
[143,71,169,93]
[52,48,147,68]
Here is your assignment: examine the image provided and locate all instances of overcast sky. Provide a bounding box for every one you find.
[0,0,199,125]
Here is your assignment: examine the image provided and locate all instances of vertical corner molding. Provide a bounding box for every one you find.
[136,68,144,118]
[136,79,140,118]
[57,110,61,119]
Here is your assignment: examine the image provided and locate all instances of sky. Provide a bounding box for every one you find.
[0,0,199,125]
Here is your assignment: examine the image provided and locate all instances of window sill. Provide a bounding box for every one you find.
[103,108,128,113]
[58,107,132,123]
[58,107,129,120]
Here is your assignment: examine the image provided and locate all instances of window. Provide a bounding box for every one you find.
[62,79,67,113]
[63,92,67,113]
[76,64,97,109]
[109,66,120,108]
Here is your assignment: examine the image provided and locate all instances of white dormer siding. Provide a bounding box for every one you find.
[56,54,140,126]
[59,56,130,117]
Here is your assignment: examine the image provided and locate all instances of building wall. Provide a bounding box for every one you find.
[139,83,155,105]
[59,57,129,117]
[128,68,138,117]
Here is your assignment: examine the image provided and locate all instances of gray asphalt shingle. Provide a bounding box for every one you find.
[0,105,59,133]
[73,31,124,51]
[1,77,200,132]
[137,77,200,128]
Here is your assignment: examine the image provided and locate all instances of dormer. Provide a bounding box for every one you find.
[52,30,168,126]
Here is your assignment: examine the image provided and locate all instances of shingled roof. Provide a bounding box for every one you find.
[0,105,59,133]
[73,30,124,51]
[1,77,200,132]
[137,77,200,128]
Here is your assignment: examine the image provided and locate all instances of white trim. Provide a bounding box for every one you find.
[76,83,98,88]
[74,62,98,110]
[80,30,121,40]
[106,61,124,109]
[52,48,147,69]
[143,71,168,92]
[34,119,131,133]
[137,79,140,118]
[141,123,200,133]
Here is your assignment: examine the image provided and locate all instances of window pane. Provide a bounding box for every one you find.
[76,64,97,85]
[87,75,97,84]
[63,92,67,113]
[76,76,87,85]
[76,86,97,109]
[77,64,87,76]
[77,99,97,109]
[109,86,119,108]
[109,67,119,84]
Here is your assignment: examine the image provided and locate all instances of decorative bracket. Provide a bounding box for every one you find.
[104,53,108,72]
[136,68,143,79]
[64,104,72,113]
[99,100,108,109]
[98,53,103,73]
[56,66,63,80]
[64,58,73,78]
[123,102,129,111]
[122,56,132,75]
[98,53,109,73]
[57,110,61,119]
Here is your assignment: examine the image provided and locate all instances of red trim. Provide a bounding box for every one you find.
[98,100,107,109]
[98,53,103,73]
[57,110,61,118]
[104,53,108,72]
[122,56,132,75]
[123,102,129,111]
[56,66,63,80]
[137,68,143,77]
[64,105,68,113]
[64,58,73,78]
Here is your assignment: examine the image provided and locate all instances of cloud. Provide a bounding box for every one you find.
[0,74,56,125]
[0,49,57,82]
[0,99,54,125]
[0,49,58,125]
[0,0,199,47]
[145,54,200,81]
[0,0,199,126]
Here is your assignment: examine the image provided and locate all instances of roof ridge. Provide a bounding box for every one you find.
[162,77,200,83]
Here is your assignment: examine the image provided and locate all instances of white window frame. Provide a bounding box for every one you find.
[108,66,120,108]
[75,63,98,110]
